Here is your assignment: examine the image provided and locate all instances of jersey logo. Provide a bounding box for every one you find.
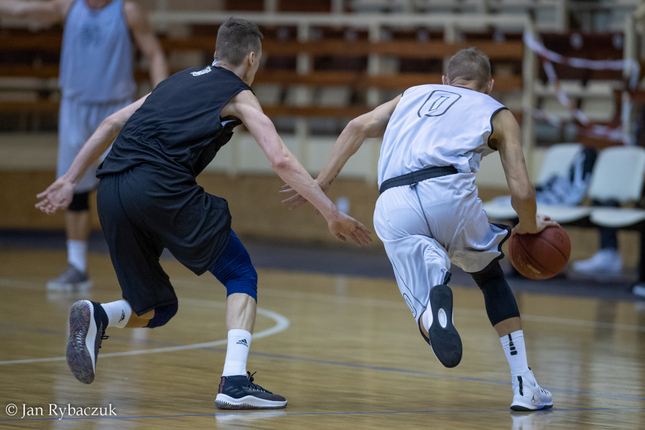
[417,90,461,117]
[80,24,102,48]
[191,66,212,76]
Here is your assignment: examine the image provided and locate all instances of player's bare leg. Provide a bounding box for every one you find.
[125,309,154,328]
[494,316,521,337]
[226,292,256,332]
[66,209,90,242]
[215,293,287,409]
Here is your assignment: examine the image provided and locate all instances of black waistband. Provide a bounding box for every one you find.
[379,165,459,194]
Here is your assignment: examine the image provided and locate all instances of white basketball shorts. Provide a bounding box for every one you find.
[373,173,510,321]
[57,96,131,194]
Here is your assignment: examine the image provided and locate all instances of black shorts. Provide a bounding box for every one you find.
[96,164,231,315]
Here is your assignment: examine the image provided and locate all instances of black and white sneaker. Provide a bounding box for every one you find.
[66,300,108,384]
[510,369,553,411]
[215,372,287,410]
[426,284,462,368]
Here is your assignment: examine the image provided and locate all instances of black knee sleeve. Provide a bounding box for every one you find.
[146,302,178,328]
[68,191,90,212]
[470,260,520,326]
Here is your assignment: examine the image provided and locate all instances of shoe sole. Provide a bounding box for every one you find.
[510,402,553,411]
[427,285,462,368]
[66,300,97,384]
[215,394,287,410]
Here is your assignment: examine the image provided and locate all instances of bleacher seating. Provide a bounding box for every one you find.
[0,22,528,132]
[0,3,642,155]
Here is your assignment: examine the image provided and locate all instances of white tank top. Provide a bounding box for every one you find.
[59,0,135,102]
[378,84,507,187]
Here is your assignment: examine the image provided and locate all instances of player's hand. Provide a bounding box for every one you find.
[280,183,309,210]
[280,179,329,212]
[513,215,559,235]
[327,210,372,246]
[35,177,75,215]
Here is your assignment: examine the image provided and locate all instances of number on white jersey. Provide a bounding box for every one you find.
[417,90,462,118]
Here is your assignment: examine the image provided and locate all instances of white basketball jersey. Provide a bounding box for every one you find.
[378,84,507,187]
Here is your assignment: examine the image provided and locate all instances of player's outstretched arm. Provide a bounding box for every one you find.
[125,1,169,87]
[282,95,401,209]
[317,95,401,191]
[36,94,149,215]
[491,110,557,235]
[0,0,69,25]
[224,90,372,246]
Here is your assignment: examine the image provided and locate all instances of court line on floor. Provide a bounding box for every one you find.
[0,305,289,365]
[1,284,643,402]
[1,406,643,422]
[239,350,645,402]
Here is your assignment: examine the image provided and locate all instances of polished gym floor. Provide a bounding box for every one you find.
[0,230,644,429]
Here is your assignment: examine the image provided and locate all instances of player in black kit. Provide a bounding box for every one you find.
[36,17,372,410]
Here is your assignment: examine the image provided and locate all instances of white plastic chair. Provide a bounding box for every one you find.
[587,145,645,287]
[482,142,583,220]
[538,145,645,223]
[535,142,585,185]
[587,146,645,228]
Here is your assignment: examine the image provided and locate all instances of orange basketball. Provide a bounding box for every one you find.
[508,225,571,280]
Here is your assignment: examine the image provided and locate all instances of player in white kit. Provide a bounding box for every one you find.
[285,48,555,411]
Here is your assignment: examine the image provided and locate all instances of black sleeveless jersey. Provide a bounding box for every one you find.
[96,64,251,178]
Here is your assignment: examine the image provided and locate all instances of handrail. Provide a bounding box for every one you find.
[150,11,532,28]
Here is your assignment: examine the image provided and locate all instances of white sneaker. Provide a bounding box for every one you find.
[510,369,553,411]
[571,249,622,276]
[632,284,645,298]
[47,265,93,291]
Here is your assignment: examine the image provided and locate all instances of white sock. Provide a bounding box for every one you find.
[102,300,132,328]
[222,329,252,377]
[67,240,88,272]
[422,309,432,332]
[500,330,529,377]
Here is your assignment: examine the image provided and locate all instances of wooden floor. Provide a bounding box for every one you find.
[1,246,645,429]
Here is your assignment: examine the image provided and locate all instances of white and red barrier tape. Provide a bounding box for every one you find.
[523,32,640,144]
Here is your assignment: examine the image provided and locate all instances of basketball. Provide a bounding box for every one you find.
[508,225,571,279]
